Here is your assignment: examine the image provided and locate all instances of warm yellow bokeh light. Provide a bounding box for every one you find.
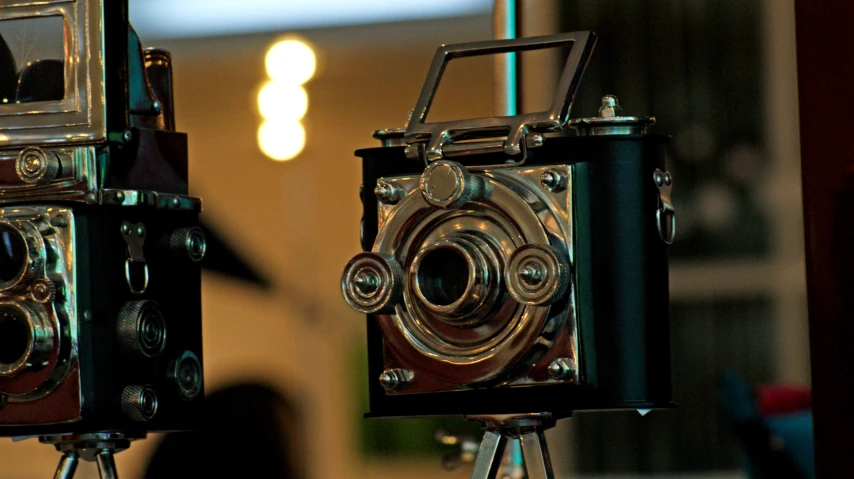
[257,81,308,121]
[265,39,316,85]
[258,120,306,161]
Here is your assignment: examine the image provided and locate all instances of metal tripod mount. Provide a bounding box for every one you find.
[39,432,145,479]
[465,413,558,479]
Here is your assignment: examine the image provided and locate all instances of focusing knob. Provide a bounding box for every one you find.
[169,227,206,262]
[117,300,167,358]
[121,385,158,422]
[167,351,203,401]
[419,160,485,209]
[16,147,59,184]
[505,244,570,305]
[341,252,403,314]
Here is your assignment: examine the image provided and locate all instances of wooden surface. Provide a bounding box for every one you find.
[795,1,854,476]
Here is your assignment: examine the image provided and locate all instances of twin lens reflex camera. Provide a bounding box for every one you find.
[341,31,676,477]
[0,0,205,470]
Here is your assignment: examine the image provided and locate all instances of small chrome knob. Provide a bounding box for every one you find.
[16,147,59,184]
[341,252,403,314]
[170,227,206,262]
[117,300,167,358]
[121,385,158,422]
[504,244,569,305]
[419,160,484,209]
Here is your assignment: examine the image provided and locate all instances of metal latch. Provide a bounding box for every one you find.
[403,31,597,167]
[653,169,676,244]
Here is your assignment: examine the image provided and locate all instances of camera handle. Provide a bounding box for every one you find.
[464,413,557,479]
[39,432,145,479]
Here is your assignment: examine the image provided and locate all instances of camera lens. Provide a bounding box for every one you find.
[416,247,470,306]
[0,309,29,365]
[0,223,26,284]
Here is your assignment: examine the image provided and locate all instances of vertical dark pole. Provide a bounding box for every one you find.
[103,0,129,137]
[795,1,854,476]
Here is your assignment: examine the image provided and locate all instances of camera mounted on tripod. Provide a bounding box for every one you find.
[343,31,675,418]
[0,0,204,449]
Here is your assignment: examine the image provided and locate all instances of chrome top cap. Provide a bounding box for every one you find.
[569,95,655,136]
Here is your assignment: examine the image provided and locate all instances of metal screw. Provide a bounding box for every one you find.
[664,172,672,186]
[83,311,93,322]
[547,358,577,381]
[114,191,125,203]
[84,192,98,205]
[136,226,145,238]
[375,180,404,204]
[152,100,162,113]
[379,368,414,391]
[540,169,567,192]
[654,170,665,187]
[353,270,380,295]
[519,264,544,286]
[598,95,624,118]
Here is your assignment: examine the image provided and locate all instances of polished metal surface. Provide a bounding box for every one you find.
[0,302,54,376]
[53,452,79,479]
[654,168,676,244]
[504,244,569,306]
[546,357,577,381]
[378,368,414,392]
[42,432,144,479]
[341,252,404,314]
[169,227,206,262]
[121,222,149,295]
[466,413,557,479]
[0,207,78,405]
[0,1,107,147]
[120,385,158,422]
[350,164,581,390]
[569,95,655,136]
[419,160,485,209]
[116,300,166,358]
[372,128,407,147]
[471,430,507,479]
[16,148,60,185]
[519,430,554,479]
[375,179,405,205]
[404,32,596,162]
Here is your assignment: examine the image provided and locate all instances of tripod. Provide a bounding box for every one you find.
[40,432,145,479]
[465,413,557,479]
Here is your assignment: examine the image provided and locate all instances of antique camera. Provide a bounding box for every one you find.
[0,0,204,438]
[342,32,675,419]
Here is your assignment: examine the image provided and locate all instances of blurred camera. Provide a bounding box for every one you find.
[0,0,204,436]
[342,32,675,418]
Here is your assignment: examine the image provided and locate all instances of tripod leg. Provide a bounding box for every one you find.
[519,429,554,479]
[95,450,119,479]
[53,452,79,479]
[471,430,508,479]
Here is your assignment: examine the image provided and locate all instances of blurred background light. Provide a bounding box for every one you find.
[266,39,317,84]
[130,0,492,39]
[257,82,308,121]
[258,120,306,162]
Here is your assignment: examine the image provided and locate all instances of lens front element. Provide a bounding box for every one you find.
[0,303,55,377]
[0,223,28,286]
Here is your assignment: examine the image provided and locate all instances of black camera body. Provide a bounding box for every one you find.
[342,32,674,418]
[0,0,204,436]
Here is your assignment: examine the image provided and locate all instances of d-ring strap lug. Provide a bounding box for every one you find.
[121,221,149,295]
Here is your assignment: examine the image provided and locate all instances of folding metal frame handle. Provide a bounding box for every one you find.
[404,31,597,164]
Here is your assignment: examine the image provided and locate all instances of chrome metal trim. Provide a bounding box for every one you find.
[404,31,596,162]
[0,0,107,147]
[0,206,78,405]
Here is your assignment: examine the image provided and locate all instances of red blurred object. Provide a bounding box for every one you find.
[757,385,812,416]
